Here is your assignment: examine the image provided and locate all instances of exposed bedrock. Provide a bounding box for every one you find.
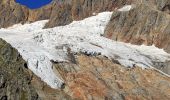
[104,4,170,53]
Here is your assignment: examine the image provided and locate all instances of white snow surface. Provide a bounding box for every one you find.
[0,12,170,88]
[118,5,133,11]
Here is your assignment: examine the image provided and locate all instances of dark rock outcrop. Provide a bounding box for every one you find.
[0,38,40,100]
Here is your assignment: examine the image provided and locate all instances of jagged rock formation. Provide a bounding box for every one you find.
[104,1,170,53]
[0,39,39,100]
[0,0,131,28]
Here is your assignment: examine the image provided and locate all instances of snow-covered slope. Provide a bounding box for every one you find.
[0,12,170,89]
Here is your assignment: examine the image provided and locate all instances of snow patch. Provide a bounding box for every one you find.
[118,5,133,11]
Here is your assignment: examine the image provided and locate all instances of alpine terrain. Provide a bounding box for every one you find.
[0,0,170,100]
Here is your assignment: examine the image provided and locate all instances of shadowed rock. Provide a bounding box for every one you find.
[0,38,40,100]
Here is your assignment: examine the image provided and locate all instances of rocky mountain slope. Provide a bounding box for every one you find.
[1,0,170,100]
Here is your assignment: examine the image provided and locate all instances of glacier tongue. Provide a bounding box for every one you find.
[0,12,170,89]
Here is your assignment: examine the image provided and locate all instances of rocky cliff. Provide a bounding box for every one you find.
[104,0,170,52]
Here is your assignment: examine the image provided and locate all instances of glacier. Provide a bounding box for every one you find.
[0,12,170,89]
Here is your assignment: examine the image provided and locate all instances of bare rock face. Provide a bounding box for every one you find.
[0,38,40,100]
[0,0,131,28]
[53,54,170,100]
[104,3,170,53]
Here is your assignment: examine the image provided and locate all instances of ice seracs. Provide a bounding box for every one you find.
[0,11,170,89]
